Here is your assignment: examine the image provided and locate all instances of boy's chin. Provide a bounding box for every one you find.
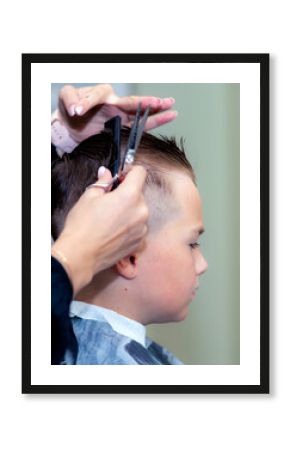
[174,308,189,322]
[155,307,189,324]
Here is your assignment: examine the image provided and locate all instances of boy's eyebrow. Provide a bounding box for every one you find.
[190,226,205,236]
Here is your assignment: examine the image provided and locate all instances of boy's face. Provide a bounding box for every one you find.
[137,171,208,324]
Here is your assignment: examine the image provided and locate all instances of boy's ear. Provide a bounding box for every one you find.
[115,254,139,279]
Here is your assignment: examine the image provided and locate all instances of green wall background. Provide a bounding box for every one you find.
[133,84,240,364]
[52,83,240,364]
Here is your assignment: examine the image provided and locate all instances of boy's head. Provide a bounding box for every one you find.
[52,128,208,324]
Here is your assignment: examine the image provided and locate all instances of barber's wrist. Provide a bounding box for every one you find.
[51,109,78,158]
[51,237,94,295]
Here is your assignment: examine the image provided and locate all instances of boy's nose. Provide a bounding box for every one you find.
[196,252,208,275]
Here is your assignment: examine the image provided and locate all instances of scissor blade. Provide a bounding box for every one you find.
[128,102,142,149]
[121,105,150,175]
[133,105,150,152]
[121,103,142,171]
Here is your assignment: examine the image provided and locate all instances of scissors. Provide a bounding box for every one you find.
[93,103,150,190]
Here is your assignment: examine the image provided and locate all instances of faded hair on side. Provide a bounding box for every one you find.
[51,127,195,239]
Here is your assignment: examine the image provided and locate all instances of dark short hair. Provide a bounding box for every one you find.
[51,127,195,239]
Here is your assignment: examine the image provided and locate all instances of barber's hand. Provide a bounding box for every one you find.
[56,83,177,144]
[51,166,148,295]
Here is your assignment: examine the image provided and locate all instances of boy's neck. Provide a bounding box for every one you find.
[75,269,145,324]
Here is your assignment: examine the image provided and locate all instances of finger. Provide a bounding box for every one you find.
[132,235,147,254]
[144,110,178,131]
[98,166,113,182]
[112,96,175,114]
[112,96,160,113]
[77,86,94,96]
[159,97,176,110]
[59,85,80,117]
[97,167,114,193]
[86,167,113,197]
[75,84,115,116]
[139,235,147,250]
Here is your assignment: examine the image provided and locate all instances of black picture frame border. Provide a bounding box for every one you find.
[22,53,269,394]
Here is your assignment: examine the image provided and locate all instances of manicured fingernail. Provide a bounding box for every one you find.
[69,105,76,116]
[75,106,83,115]
[98,166,106,178]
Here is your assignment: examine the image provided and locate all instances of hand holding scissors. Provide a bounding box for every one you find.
[87,103,150,191]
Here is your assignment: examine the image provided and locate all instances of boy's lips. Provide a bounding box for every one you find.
[191,286,199,298]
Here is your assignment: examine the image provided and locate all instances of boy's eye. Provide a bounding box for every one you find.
[189,242,200,250]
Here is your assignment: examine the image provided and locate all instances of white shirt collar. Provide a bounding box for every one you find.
[70,300,147,348]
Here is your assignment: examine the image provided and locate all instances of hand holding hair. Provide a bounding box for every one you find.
[51,165,148,295]
[52,84,177,154]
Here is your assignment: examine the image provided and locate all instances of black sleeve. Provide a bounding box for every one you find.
[51,256,78,364]
[51,143,58,163]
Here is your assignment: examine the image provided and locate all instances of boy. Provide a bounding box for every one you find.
[51,128,208,364]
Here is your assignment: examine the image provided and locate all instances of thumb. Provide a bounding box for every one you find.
[85,166,113,198]
[98,166,113,183]
[95,166,113,194]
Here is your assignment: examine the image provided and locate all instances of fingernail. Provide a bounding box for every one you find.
[69,105,76,116]
[75,106,83,115]
[169,97,175,104]
[98,166,106,178]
